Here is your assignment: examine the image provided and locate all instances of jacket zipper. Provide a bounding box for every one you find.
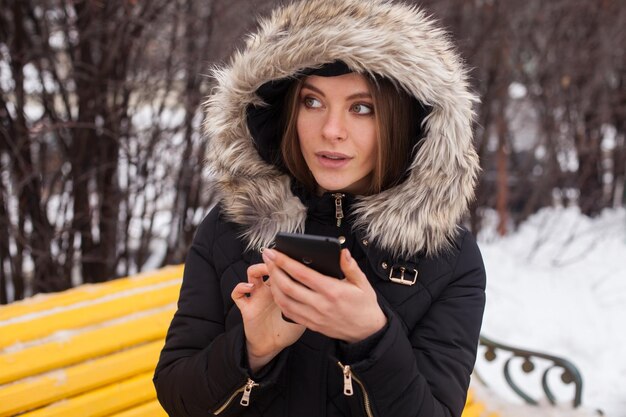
[338,362,374,417]
[213,378,258,415]
[332,193,345,227]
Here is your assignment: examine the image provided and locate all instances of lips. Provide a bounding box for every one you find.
[315,151,352,168]
[316,151,351,159]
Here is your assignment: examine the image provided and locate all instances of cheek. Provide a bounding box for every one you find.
[296,116,316,153]
[365,146,378,173]
[358,125,378,162]
[296,115,304,139]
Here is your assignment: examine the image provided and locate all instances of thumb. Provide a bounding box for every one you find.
[340,249,368,287]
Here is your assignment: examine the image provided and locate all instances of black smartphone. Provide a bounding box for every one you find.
[273,232,343,323]
[274,232,343,279]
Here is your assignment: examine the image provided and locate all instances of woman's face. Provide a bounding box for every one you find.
[296,73,377,195]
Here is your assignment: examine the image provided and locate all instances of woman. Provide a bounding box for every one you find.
[154,1,486,416]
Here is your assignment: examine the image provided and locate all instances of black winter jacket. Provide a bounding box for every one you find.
[154,192,485,417]
[154,0,486,415]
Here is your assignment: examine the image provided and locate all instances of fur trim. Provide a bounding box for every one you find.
[204,0,480,257]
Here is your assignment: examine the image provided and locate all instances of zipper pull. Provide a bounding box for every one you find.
[240,378,258,406]
[333,193,345,227]
[341,363,354,396]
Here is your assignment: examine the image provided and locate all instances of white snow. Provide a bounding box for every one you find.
[476,207,626,417]
[509,82,528,100]
[1,303,177,355]
[0,278,181,327]
[601,125,617,152]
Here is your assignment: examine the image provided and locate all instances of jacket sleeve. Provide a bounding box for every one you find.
[340,230,486,417]
[153,208,286,416]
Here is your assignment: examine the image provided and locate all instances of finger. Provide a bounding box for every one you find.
[272,283,327,332]
[266,259,309,299]
[339,249,369,287]
[264,251,324,307]
[247,263,269,285]
[264,248,337,294]
[266,260,337,330]
[248,263,272,293]
[231,282,255,305]
[263,258,308,305]
[269,275,315,325]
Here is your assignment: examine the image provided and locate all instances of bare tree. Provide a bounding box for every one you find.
[1,0,624,303]
[415,0,626,231]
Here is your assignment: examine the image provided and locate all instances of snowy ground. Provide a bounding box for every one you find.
[476,207,626,417]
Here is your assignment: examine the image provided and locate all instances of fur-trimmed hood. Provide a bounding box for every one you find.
[204,0,480,257]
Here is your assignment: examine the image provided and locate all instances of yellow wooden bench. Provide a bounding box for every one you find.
[462,388,500,417]
[0,264,498,417]
[0,265,183,417]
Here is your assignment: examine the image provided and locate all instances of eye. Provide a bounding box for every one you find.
[303,96,322,109]
[351,103,374,115]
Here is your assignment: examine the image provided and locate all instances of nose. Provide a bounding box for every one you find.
[321,108,347,141]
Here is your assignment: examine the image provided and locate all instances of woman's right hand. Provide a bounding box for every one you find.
[232,263,305,372]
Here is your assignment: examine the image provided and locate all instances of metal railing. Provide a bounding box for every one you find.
[477,335,583,407]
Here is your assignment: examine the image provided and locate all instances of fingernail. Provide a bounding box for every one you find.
[244,283,254,288]
[263,248,276,261]
[343,249,352,262]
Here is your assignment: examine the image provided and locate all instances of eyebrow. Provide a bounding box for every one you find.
[301,83,372,100]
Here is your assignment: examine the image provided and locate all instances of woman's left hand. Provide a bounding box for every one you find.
[262,247,387,343]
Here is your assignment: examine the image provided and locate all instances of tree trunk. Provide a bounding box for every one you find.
[495,107,509,236]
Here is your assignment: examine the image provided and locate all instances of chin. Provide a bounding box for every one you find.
[317,181,349,193]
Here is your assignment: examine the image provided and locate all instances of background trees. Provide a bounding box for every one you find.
[1,0,624,303]
[425,0,626,233]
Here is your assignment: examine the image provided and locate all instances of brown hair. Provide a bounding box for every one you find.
[280,75,421,195]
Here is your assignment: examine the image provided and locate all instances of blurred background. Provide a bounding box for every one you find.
[0,0,624,301]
